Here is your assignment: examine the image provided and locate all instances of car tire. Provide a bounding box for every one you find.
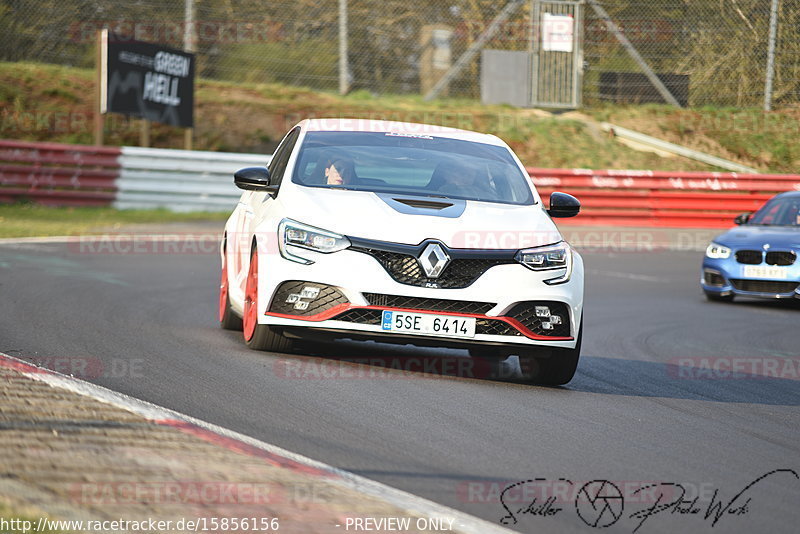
[219,240,243,331]
[243,244,294,353]
[704,291,734,302]
[519,317,582,386]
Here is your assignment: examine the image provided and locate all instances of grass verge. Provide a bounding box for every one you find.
[0,204,227,238]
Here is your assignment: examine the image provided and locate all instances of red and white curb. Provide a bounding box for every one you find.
[0,351,516,534]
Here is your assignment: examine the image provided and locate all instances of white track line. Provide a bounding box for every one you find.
[0,352,516,534]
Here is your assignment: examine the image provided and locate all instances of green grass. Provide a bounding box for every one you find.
[0,502,64,534]
[586,103,800,173]
[0,204,227,238]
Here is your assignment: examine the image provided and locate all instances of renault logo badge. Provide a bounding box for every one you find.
[418,242,450,278]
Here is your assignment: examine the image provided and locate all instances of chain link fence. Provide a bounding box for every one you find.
[1,0,799,108]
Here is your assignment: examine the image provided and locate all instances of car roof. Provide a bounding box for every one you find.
[775,190,800,199]
[299,118,506,147]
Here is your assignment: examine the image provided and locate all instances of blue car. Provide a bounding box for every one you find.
[702,191,800,302]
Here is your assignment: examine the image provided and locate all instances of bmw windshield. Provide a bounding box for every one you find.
[748,195,800,226]
[291,131,535,205]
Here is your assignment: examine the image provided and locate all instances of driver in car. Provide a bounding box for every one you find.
[324,156,356,186]
[434,162,485,198]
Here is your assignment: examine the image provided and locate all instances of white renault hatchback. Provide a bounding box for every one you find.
[219,119,584,384]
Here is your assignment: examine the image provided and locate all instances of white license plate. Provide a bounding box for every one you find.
[742,265,789,279]
[381,311,476,339]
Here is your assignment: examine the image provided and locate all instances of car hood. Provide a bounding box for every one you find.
[279,186,562,249]
[715,226,800,250]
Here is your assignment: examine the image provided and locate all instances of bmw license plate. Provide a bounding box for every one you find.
[742,265,789,279]
[381,311,476,339]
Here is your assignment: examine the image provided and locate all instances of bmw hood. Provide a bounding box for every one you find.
[715,226,800,250]
[279,186,563,250]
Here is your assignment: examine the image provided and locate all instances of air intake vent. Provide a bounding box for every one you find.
[393,198,454,210]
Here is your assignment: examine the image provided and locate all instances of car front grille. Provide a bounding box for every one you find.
[334,309,383,325]
[766,251,796,266]
[735,250,762,264]
[350,247,515,289]
[730,279,800,294]
[475,319,522,336]
[269,281,349,316]
[362,293,495,315]
[505,301,572,337]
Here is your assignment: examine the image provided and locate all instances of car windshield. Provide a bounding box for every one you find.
[748,195,800,226]
[291,131,535,205]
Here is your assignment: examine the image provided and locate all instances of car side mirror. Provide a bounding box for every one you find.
[547,192,580,218]
[734,212,751,225]
[234,167,277,194]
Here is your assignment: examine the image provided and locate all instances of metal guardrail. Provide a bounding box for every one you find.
[529,167,800,228]
[116,147,271,212]
[0,140,121,206]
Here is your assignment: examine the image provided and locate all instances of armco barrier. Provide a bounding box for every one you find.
[0,140,121,206]
[3,140,800,228]
[529,168,800,228]
[116,147,270,212]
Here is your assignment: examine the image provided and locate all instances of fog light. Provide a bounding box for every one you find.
[703,269,725,287]
[541,322,554,330]
[286,294,300,303]
[294,301,309,310]
[548,316,561,325]
[535,306,550,317]
[300,287,320,299]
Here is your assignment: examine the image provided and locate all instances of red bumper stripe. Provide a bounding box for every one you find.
[265,304,573,341]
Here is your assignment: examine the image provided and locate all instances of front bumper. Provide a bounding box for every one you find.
[256,244,584,350]
[701,257,800,299]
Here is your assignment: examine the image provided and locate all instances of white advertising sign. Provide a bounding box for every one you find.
[542,13,574,52]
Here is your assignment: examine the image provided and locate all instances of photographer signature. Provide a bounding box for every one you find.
[499,469,798,531]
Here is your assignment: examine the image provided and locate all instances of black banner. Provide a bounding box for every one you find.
[103,34,195,128]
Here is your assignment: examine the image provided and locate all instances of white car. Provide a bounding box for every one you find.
[219,119,584,384]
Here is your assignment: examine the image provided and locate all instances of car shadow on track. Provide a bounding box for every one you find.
[283,339,800,406]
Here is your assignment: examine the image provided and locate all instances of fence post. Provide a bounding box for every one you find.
[764,0,780,111]
[184,0,195,150]
[339,0,349,95]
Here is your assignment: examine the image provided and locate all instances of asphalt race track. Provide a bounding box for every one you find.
[1,237,798,533]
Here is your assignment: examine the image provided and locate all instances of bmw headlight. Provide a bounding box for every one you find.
[705,242,731,259]
[278,219,351,265]
[515,241,573,284]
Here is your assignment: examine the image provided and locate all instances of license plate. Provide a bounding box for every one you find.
[381,311,476,339]
[742,265,789,279]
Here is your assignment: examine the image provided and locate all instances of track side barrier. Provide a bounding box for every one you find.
[0,140,121,206]
[529,168,800,228]
[3,140,800,229]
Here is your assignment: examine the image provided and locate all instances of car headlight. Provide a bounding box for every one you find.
[278,219,351,265]
[705,242,731,259]
[515,241,573,284]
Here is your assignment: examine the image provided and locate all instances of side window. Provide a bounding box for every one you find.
[268,128,301,188]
